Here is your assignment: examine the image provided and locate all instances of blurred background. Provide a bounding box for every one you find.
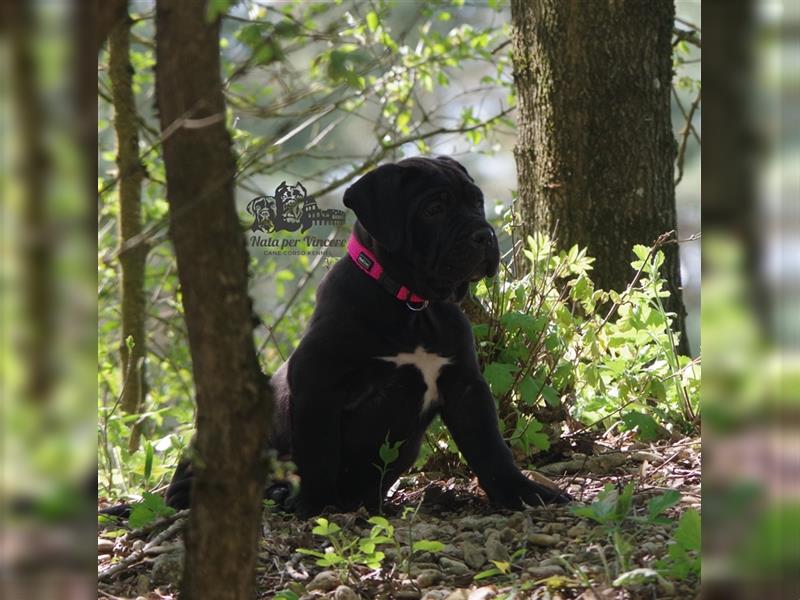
[0,0,796,597]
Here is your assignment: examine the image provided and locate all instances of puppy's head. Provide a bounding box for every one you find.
[343,156,500,302]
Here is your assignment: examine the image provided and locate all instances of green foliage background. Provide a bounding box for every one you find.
[97,1,700,503]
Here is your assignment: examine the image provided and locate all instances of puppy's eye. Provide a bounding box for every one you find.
[424,202,445,218]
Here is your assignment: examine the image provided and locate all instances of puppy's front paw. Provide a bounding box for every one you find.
[518,473,572,506]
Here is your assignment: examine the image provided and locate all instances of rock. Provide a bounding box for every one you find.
[410,562,440,575]
[415,569,443,588]
[306,570,341,592]
[458,516,483,531]
[421,591,449,600]
[395,586,422,599]
[150,550,184,587]
[499,527,515,543]
[461,542,486,570]
[467,587,496,600]
[506,512,527,531]
[441,543,460,557]
[640,541,660,555]
[134,573,150,596]
[527,533,560,546]
[384,547,399,561]
[97,537,114,554]
[334,585,358,600]
[539,558,561,567]
[527,565,565,578]
[567,523,588,537]
[444,590,469,600]
[484,535,509,563]
[439,556,470,575]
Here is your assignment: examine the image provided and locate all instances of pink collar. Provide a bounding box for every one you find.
[347,234,429,310]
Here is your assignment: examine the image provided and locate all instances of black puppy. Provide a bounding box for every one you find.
[166,156,570,516]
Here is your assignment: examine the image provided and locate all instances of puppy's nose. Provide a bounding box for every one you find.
[470,227,494,247]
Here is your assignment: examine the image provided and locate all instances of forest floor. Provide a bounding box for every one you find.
[98,434,700,600]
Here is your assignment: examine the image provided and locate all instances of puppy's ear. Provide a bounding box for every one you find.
[343,164,406,252]
[435,155,474,182]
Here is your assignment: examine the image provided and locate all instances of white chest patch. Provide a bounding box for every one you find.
[377,346,451,414]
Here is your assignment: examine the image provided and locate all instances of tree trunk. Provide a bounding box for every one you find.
[109,13,148,452]
[154,2,273,599]
[7,0,54,404]
[510,0,689,355]
[97,0,127,55]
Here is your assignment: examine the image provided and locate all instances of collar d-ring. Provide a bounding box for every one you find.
[406,300,429,311]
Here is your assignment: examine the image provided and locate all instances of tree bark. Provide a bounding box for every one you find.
[7,1,54,403]
[510,0,689,355]
[109,13,148,452]
[155,2,273,599]
[97,0,127,55]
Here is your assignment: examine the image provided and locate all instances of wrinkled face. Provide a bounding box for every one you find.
[343,156,500,301]
[276,182,307,222]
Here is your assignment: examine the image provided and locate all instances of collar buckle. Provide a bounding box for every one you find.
[406,300,429,312]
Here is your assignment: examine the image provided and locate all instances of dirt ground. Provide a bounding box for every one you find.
[98,435,700,599]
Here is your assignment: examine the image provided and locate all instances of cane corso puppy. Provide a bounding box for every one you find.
[166,156,570,517]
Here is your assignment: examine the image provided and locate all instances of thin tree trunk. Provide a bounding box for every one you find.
[97,0,127,55]
[8,1,54,403]
[109,13,148,452]
[510,0,690,355]
[154,2,273,599]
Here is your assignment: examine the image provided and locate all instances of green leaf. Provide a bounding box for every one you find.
[633,244,651,262]
[540,385,559,407]
[378,439,403,465]
[366,11,379,32]
[368,515,390,528]
[674,509,700,551]
[412,540,444,553]
[143,442,154,483]
[274,591,300,600]
[483,362,517,396]
[647,490,681,523]
[472,323,489,339]
[206,0,235,22]
[474,567,502,580]
[514,418,550,451]
[500,311,545,337]
[571,484,619,525]
[621,411,661,442]
[518,376,539,405]
[490,560,511,574]
[128,493,174,529]
[312,517,341,537]
[615,482,635,521]
[396,112,411,133]
[317,553,345,567]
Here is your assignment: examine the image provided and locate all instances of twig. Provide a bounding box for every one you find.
[672,27,701,48]
[119,508,190,542]
[99,511,189,581]
[674,89,701,186]
[675,17,701,33]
